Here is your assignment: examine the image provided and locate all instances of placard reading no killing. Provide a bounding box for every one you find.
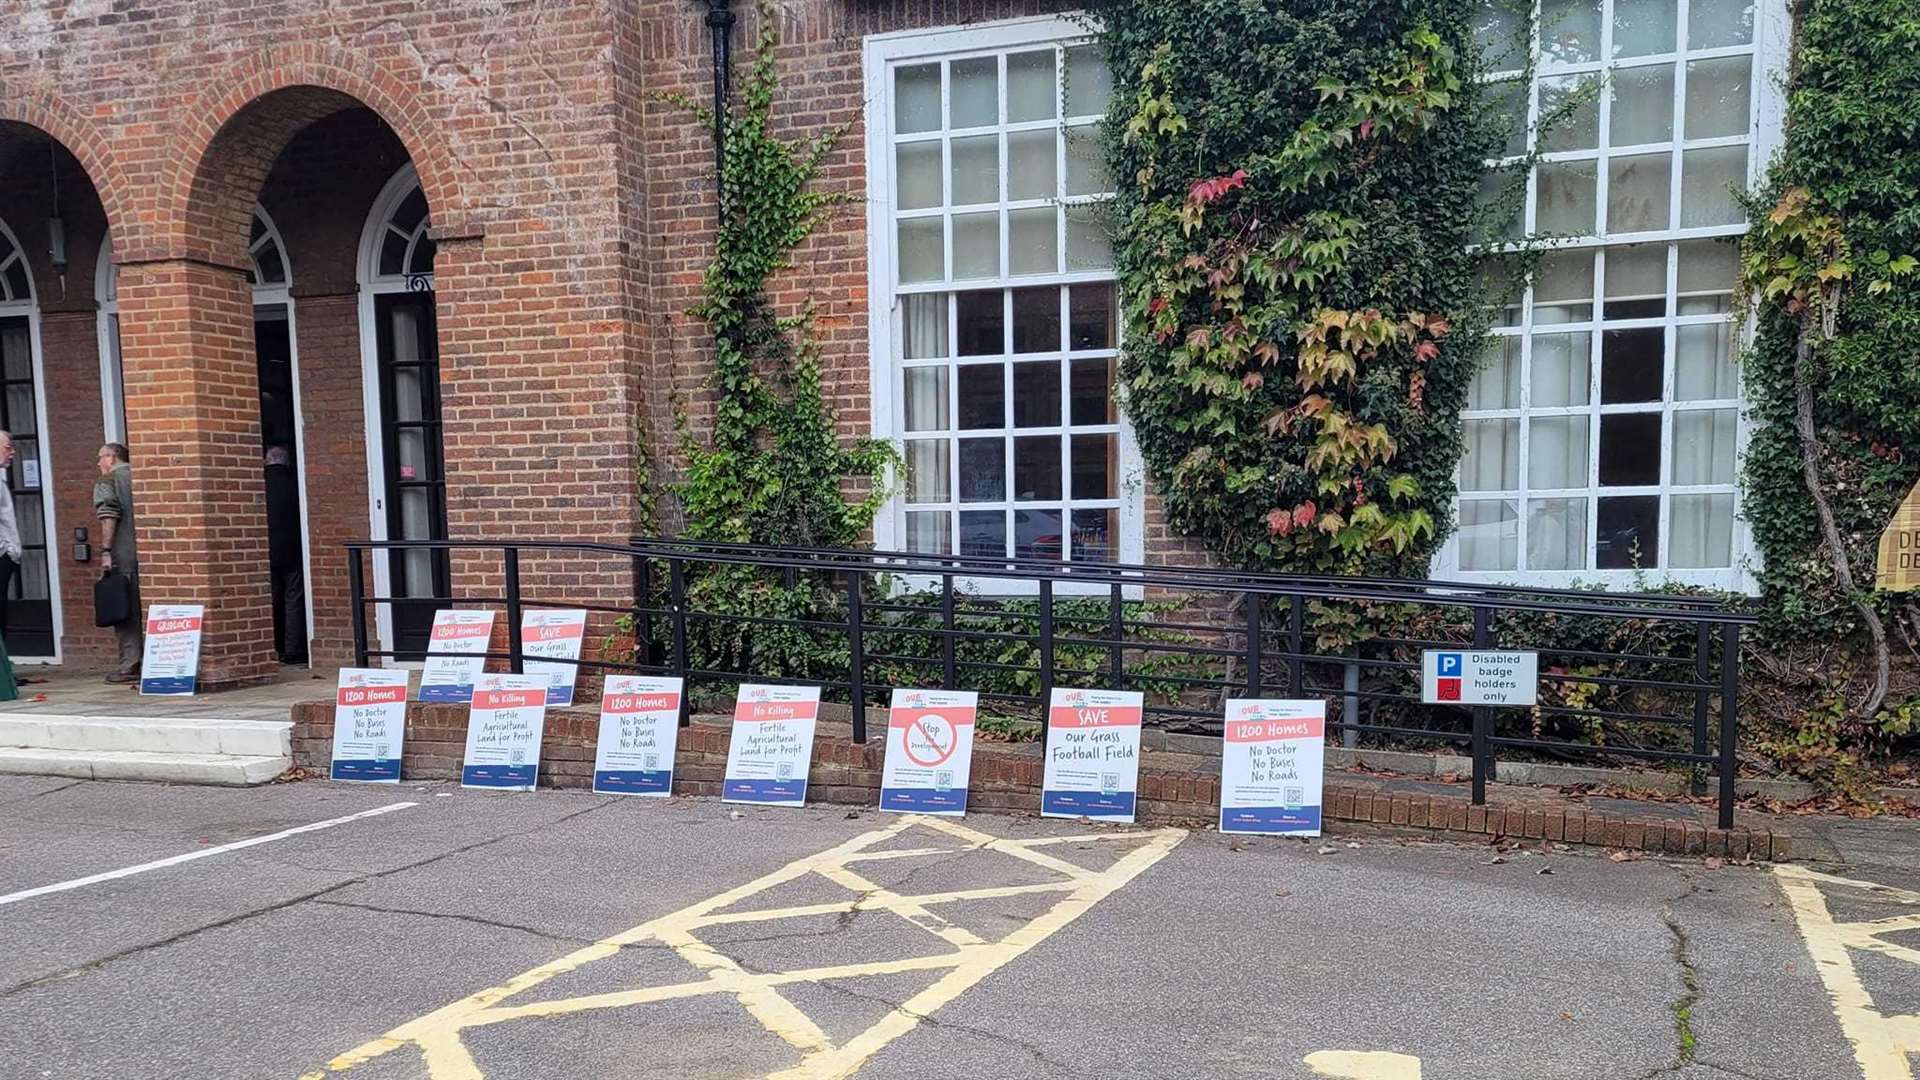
[461,672,550,791]
[879,689,978,816]
[593,675,684,796]
[139,604,205,696]
[329,668,411,783]
[1041,688,1144,822]
[721,684,821,807]
[1218,698,1325,836]
[419,609,496,704]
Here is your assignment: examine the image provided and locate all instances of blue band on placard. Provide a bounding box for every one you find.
[140,675,196,696]
[1220,805,1323,833]
[1041,790,1136,818]
[880,787,968,813]
[462,763,536,789]
[593,768,673,795]
[331,758,402,783]
[420,684,474,704]
[546,687,575,708]
[724,777,808,803]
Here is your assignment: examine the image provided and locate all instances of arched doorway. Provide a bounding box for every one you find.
[358,164,447,659]
[0,217,60,659]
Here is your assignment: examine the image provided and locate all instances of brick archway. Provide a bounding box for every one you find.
[0,84,127,242]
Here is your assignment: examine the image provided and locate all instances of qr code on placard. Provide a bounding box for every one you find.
[374,744,390,758]
[1100,773,1119,794]
[510,750,526,765]
[643,753,659,769]
[776,762,793,780]
[1284,786,1304,805]
[934,769,953,790]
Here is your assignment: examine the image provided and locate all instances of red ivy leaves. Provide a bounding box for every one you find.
[1188,168,1249,206]
[1266,501,1318,536]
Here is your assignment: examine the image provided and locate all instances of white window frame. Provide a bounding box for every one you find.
[0,215,64,664]
[1435,0,1793,593]
[863,14,1144,596]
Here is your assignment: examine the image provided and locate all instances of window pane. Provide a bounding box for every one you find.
[1540,0,1602,65]
[7,385,37,436]
[950,56,998,128]
[1680,146,1748,227]
[1596,495,1659,568]
[896,142,942,210]
[1489,79,1530,157]
[895,64,941,134]
[1612,0,1676,57]
[1538,75,1600,151]
[1008,206,1059,276]
[958,510,1007,557]
[1469,337,1522,410]
[1528,498,1589,570]
[1475,0,1530,71]
[1598,413,1662,485]
[1529,415,1591,488]
[898,218,944,284]
[952,211,1000,279]
[1012,361,1061,426]
[1480,172,1524,243]
[903,367,949,431]
[1015,508,1065,560]
[1065,204,1113,270]
[1688,0,1754,48]
[1071,508,1116,561]
[1604,244,1668,319]
[1670,493,1734,568]
[379,230,408,277]
[1610,64,1675,146]
[905,511,950,554]
[1461,418,1520,491]
[1007,50,1057,122]
[1533,252,1595,324]
[1069,284,1115,351]
[1458,499,1519,570]
[905,440,951,502]
[1013,435,1062,500]
[1064,125,1110,195]
[1064,45,1113,117]
[1069,358,1117,425]
[254,242,286,285]
[1531,332,1592,406]
[902,293,948,359]
[956,291,1003,355]
[1677,240,1738,313]
[1685,57,1752,139]
[1072,433,1117,498]
[1537,160,1599,235]
[958,438,1006,501]
[1601,328,1664,403]
[1674,323,1737,400]
[1608,153,1673,233]
[1011,287,1061,352]
[1672,409,1737,484]
[1007,129,1058,200]
[957,364,1004,427]
[950,135,1000,205]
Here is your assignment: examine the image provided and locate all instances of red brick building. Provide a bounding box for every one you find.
[0,0,1783,683]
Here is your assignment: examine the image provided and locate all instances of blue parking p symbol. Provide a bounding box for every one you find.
[1438,653,1463,677]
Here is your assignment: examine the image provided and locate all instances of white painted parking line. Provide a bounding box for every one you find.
[0,801,417,908]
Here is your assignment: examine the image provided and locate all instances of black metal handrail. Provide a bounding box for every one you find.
[346,537,1755,828]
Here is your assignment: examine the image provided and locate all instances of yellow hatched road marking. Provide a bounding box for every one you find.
[299,816,1184,1080]
[1776,863,1920,1079]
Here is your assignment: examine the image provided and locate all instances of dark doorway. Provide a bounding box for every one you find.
[374,291,449,659]
[0,317,51,658]
[256,306,307,664]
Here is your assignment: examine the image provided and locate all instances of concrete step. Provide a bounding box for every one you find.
[0,747,290,786]
[0,714,292,758]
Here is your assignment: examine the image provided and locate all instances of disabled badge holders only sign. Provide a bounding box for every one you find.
[1421,649,1539,706]
[722,684,822,807]
[879,689,978,816]
[418,609,497,704]
[592,675,684,796]
[139,604,204,696]
[329,668,411,783]
[1219,699,1325,836]
[521,608,587,707]
[1042,688,1144,822]
[461,672,550,791]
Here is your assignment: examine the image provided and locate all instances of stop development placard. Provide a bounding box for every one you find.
[329,668,411,783]
[419,609,496,704]
[461,672,550,791]
[722,684,821,807]
[879,689,979,816]
[1041,688,1144,822]
[1218,698,1326,836]
[521,608,587,707]
[592,675,684,796]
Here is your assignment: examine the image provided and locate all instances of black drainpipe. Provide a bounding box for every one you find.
[705,0,736,208]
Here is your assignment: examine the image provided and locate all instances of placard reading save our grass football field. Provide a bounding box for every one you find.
[329,668,410,783]
[521,608,587,707]
[1041,688,1143,823]
[879,689,978,816]
[592,675,684,796]
[1218,698,1325,836]
[722,684,821,808]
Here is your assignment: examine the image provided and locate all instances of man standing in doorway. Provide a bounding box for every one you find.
[94,443,141,683]
[0,432,21,635]
[264,446,307,665]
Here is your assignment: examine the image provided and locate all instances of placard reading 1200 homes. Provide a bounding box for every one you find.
[1218,698,1325,836]
[329,668,411,783]
[592,675,684,796]
[879,689,978,816]
[1041,688,1144,823]
[419,609,497,704]
[721,684,821,808]
[461,672,550,791]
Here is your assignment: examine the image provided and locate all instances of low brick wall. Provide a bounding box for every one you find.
[288,701,1792,860]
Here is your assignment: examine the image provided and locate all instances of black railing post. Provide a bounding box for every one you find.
[348,548,368,667]
[1038,579,1055,732]
[670,557,690,727]
[1287,593,1305,695]
[504,547,524,674]
[1245,592,1263,697]
[941,573,957,690]
[1693,619,1711,795]
[848,571,867,744]
[1470,605,1491,807]
[1109,581,1125,691]
[1719,623,1740,829]
[634,555,655,667]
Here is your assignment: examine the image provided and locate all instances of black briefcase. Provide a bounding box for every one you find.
[94,571,132,628]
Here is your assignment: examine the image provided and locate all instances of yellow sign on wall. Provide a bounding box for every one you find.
[1877,481,1920,592]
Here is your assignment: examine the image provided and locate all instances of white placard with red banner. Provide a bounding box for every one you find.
[592,675,685,796]
[721,684,822,807]
[419,609,497,704]
[522,608,588,707]
[879,689,979,816]
[1218,698,1326,836]
[461,672,550,791]
[1041,688,1144,822]
[138,604,205,696]
[329,668,412,783]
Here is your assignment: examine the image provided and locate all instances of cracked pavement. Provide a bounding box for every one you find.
[0,775,1898,1080]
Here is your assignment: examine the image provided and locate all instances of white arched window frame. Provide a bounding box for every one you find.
[1,215,65,661]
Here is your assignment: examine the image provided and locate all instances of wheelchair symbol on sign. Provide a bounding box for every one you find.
[903,713,957,768]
